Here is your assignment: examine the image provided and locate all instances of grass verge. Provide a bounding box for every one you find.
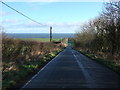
[2,49,64,90]
[76,50,120,75]
[70,38,120,75]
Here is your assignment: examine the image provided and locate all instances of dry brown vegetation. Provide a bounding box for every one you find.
[2,33,67,89]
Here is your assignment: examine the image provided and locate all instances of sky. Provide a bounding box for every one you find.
[1,1,104,33]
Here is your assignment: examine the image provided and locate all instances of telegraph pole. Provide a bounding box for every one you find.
[50,26,52,42]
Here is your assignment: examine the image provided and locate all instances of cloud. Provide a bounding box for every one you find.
[3,20,84,28]
[43,21,82,27]
[3,0,117,2]
[2,20,86,33]
[0,11,11,16]
[3,0,59,2]
[20,21,83,28]
[2,18,21,23]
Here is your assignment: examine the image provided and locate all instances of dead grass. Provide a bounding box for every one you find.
[2,35,67,89]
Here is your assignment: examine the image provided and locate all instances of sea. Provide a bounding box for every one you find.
[6,33,75,38]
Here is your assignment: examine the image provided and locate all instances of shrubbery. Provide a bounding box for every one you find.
[72,1,120,75]
[73,2,120,60]
[2,34,67,89]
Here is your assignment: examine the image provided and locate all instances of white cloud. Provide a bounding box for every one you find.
[3,0,59,2]
[41,21,82,27]
[21,21,83,28]
[3,0,118,2]
[3,21,84,33]
[2,18,21,23]
[3,20,84,28]
[0,11,11,16]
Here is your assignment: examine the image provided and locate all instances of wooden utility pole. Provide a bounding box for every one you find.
[50,26,52,42]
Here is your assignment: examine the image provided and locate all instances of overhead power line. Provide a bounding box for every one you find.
[1,1,49,27]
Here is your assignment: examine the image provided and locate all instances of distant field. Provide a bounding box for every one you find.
[18,38,62,42]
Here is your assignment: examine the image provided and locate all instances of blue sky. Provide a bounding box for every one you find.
[1,2,104,33]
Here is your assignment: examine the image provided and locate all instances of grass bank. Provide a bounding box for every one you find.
[70,39,120,75]
[3,49,63,90]
[2,36,67,90]
[74,49,120,75]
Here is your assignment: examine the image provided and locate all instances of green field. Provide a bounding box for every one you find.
[18,38,62,42]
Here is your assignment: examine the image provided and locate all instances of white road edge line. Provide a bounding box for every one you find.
[72,50,97,88]
[21,49,65,89]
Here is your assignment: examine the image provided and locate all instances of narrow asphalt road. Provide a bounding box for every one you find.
[21,40,120,88]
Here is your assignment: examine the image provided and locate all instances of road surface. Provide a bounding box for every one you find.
[22,40,120,88]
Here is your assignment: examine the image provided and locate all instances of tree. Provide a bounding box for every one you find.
[74,1,120,57]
